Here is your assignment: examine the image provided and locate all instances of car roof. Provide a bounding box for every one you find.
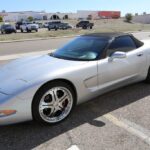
[82,32,131,39]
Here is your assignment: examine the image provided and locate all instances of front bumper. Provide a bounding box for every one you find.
[0,92,32,125]
[30,27,38,30]
[5,29,16,33]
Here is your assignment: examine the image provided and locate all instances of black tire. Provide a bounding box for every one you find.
[145,67,150,83]
[48,28,50,31]
[26,28,31,33]
[32,81,76,125]
[35,29,38,32]
[90,26,93,29]
[21,29,23,33]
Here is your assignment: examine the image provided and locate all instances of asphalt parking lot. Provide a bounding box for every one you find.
[0,32,150,150]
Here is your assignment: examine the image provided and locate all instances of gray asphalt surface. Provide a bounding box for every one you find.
[0,37,72,56]
[0,31,150,56]
[0,32,150,150]
[0,82,150,150]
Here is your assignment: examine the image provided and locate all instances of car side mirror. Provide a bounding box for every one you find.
[108,51,126,62]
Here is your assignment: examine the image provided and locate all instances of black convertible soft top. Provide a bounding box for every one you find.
[82,32,144,47]
[82,32,131,38]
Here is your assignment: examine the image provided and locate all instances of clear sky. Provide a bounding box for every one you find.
[0,0,150,16]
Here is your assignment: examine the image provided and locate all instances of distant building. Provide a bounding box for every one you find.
[98,11,121,19]
[3,11,47,22]
[0,12,8,18]
[47,12,77,20]
[1,10,121,22]
[77,10,99,20]
[133,14,150,24]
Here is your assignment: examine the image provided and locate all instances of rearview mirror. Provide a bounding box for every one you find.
[108,51,126,62]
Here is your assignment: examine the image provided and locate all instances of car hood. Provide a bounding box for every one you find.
[0,55,87,94]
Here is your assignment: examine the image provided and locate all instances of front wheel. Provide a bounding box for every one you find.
[26,28,31,33]
[145,67,150,83]
[32,81,76,125]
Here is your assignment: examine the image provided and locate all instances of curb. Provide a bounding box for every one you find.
[126,30,150,34]
[0,34,80,44]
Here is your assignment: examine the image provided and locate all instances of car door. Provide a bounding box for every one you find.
[97,35,147,90]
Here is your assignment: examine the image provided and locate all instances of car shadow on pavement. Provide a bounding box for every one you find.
[0,82,150,150]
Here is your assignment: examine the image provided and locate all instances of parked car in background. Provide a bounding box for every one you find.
[76,21,94,29]
[20,22,39,33]
[43,22,49,28]
[59,23,72,30]
[1,24,16,34]
[33,22,43,28]
[48,21,62,31]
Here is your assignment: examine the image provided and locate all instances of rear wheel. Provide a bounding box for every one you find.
[32,81,76,125]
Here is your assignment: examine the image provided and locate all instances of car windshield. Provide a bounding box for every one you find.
[51,36,109,61]
[3,25,12,28]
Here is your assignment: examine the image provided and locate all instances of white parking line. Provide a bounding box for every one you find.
[0,49,55,61]
[103,114,150,145]
[67,145,80,150]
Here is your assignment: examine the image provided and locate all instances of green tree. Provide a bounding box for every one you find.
[28,16,34,22]
[125,13,133,23]
[0,16,3,22]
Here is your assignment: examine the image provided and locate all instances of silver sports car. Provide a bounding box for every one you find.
[0,32,150,125]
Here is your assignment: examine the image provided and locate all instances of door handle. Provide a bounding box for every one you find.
[137,53,143,57]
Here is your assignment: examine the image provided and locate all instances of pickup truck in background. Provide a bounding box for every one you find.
[20,23,39,33]
[76,21,94,29]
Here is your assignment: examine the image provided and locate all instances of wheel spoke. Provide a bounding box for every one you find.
[52,88,59,101]
[48,107,56,116]
[58,90,68,102]
[40,101,53,110]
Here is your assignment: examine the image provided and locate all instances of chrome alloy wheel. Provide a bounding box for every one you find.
[39,87,73,123]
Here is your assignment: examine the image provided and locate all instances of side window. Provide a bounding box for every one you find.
[106,36,137,56]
